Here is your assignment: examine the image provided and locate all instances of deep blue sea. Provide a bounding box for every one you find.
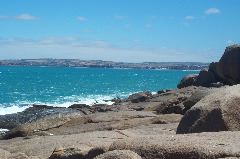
[0,66,199,115]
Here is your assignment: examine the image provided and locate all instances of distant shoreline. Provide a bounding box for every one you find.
[0,59,208,70]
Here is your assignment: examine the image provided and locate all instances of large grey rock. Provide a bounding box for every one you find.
[177,85,240,134]
[147,86,210,115]
[177,74,198,88]
[182,88,217,112]
[209,44,240,85]
[195,69,217,87]
[94,150,142,159]
[178,44,240,88]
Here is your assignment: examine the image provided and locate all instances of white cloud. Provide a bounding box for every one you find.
[185,16,195,20]
[0,37,212,62]
[114,15,127,20]
[0,13,37,20]
[15,13,37,20]
[205,8,220,15]
[77,16,87,21]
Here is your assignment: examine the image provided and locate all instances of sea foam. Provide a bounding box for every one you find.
[0,94,118,115]
[0,105,31,115]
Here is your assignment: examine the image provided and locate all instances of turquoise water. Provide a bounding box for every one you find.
[0,66,198,114]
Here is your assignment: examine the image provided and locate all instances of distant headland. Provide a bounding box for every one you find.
[0,59,209,70]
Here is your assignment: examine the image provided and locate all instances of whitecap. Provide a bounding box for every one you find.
[0,93,135,115]
[0,128,9,132]
[0,105,30,115]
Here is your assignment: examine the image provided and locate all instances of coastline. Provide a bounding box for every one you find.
[1,45,240,159]
[0,59,209,70]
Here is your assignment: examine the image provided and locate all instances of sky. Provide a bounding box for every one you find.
[0,0,239,62]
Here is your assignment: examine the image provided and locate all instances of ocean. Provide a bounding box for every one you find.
[0,66,199,115]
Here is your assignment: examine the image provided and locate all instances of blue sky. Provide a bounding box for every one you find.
[0,0,239,62]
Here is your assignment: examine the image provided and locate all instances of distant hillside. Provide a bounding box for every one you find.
[0,59,209,70]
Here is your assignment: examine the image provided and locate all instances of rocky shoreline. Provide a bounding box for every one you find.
[1,45,240,159]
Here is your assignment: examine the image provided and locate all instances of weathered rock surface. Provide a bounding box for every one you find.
[177,85,240,134]
[2,111,157,139]
[0,148,38,159]
[0,148,11,159]
[49,146,106,159]
[1,109,240,159]
[109,132,240,159]
[94,150,142,159]
[150,114,182,124]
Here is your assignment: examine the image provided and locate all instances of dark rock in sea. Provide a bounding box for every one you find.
[111,97,123,105]
[177,85,240,134]
[157,89,171,94]
[127,92,152,103]
[178,44,240,88]
[177,74,198,89]
[91,104,113,112]
[0,104,81,130]
[69,104,90,109]
[69,104,93,115]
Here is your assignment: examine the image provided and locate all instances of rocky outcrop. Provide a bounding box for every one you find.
[177,74,198,88]
[182,87,217,112]
[0,105,82,130]
[2,111,157,139]
[127,92,152,103]
[94,150,142,159]
[209,44,240,85]
[146,86,212,114]
[178,44,240,88]
[177,85,240,134]
[195,69,217,87]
